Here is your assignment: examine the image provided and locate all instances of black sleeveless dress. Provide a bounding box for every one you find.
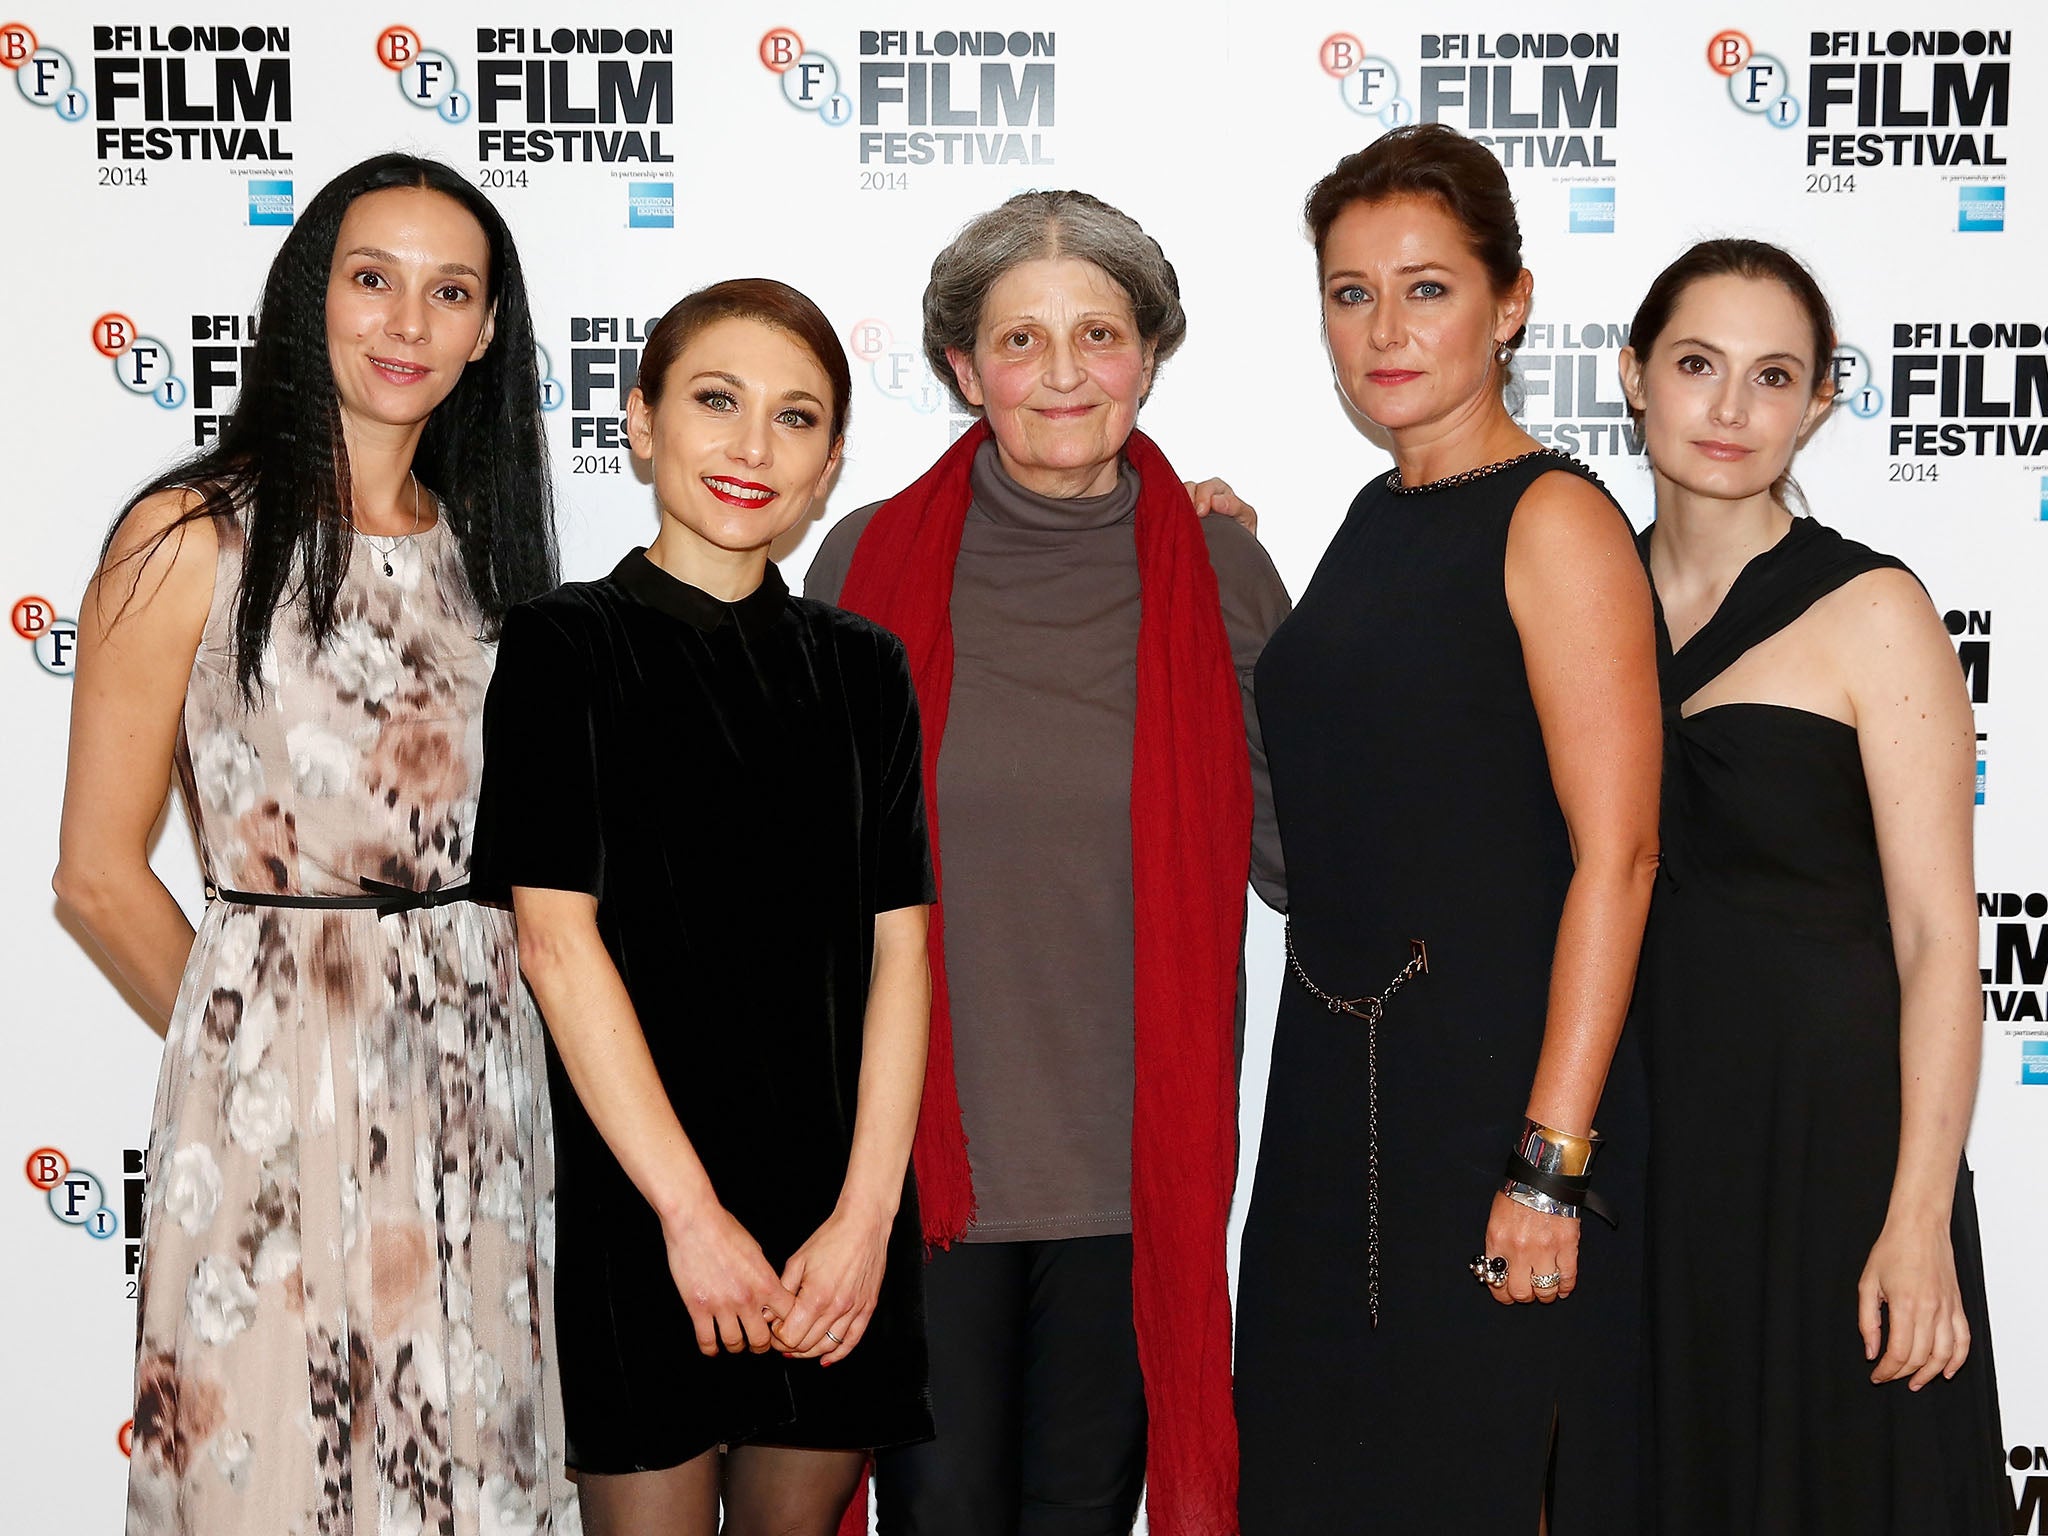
[1238,455,1648,1532]
[1638,515,2004,1535]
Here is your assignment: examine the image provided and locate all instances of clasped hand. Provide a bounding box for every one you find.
[659,1200,891,1366]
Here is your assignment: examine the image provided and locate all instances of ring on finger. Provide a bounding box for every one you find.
[824,1329,843,1345]
[1531,1270,1563,1290]
[1469,1253,1509,1288]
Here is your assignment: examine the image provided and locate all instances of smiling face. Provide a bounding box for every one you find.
[1620,272,1835,505]
[324,185,495,434]
[1319,194,1529,437]
[946,256,1156,499]
[625,315,843,558]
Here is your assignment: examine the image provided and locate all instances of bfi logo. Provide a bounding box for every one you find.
[1320,32,1412,127]
[95,310,187,409]
[25,1146,119,1240]
[4,21,91,122]
[760,27,853,127]
[1708,30,1802,129]
[378,24,471,124]
[848,317,952,422]
[12,593,77,676]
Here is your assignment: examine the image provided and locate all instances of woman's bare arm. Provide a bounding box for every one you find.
[1491,472,1663,1304]
[53,492,216,1031]
[1840,569,1981,1388]
[513,885,798,1354]
[775,903,931,1362]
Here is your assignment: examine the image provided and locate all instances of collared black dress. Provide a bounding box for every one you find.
[470,551,936,1472]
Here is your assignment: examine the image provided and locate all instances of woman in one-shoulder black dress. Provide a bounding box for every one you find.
[1624,244,2002,1534]
[1238,127,1663,1532]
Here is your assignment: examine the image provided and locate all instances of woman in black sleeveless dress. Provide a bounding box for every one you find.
[1237,126,1662,1532]
[1621,242,2002,1534]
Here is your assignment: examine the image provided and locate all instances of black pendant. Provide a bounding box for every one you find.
[383,560,394,576]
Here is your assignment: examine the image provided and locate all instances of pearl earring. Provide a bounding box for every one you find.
[1495,342,1513,365]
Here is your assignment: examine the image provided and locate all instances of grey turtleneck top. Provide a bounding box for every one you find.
[805,438,1290,1240]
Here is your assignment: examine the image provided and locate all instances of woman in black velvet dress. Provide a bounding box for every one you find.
[471,280,935,1536]
[1622,240,2002,1535]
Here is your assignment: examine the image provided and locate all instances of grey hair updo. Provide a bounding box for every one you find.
[922,189,1188,413]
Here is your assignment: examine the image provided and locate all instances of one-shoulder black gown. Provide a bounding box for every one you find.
[1638,515,2004,1535]
[1238,455,1648,1531]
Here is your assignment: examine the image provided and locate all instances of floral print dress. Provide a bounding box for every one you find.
[127,510,576,1536]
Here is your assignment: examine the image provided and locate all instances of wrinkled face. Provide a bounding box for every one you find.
[1620,272,1833,504]
[1318,194,1527,435]
[625,316,842,556]
[325,186,495,432]
[947,256,1156,498]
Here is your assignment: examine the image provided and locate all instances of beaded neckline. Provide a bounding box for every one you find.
[1386,447,1570,495]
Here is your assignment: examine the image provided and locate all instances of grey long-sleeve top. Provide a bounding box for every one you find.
[805,439,1289,1240]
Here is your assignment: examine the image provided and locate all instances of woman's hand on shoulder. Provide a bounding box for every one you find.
[1860,1215,1972,1388]
[659,1198,799,1357]
[772,1200,894,1365]
[1185,477,1258,535]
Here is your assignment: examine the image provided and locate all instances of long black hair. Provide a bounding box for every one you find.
[109,152,556,696]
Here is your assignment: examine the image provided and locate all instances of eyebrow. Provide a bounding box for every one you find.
[688,369,825,407]
[1322,263,1453,281]
[987,310,1126,326]
[344,246,484,280]
[1669,336,1806,365]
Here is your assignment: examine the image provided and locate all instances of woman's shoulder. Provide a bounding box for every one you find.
[801,501,887,605]
[790,591,911,665]
[497,576,631,652]
[1199,514,1293,643]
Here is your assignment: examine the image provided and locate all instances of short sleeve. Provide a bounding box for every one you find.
[871,632,936,913]
[470,604,605,898]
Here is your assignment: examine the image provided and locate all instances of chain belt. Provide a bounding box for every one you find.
[1283,922,1429,1331]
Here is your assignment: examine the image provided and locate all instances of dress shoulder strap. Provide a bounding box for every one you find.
[1642,516,1912,702]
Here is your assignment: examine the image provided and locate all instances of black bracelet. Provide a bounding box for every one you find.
[1504,1151,1619,1228]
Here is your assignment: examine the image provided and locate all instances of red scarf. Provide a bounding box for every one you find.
[835,421,1250,1536]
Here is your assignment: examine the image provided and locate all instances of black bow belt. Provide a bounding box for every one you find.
[207,877,476,919]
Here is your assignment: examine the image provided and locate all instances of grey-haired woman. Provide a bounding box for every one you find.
[805,189,1288,1536]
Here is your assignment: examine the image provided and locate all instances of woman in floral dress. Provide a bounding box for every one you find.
[54,153,574,1535]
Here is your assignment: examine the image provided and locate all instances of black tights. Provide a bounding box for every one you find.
[577,1444,866,1536]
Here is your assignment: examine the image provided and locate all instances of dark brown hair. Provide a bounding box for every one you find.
[636,277,853,441]
[1304,123,1527,348]
[1626,239,1836,406]
[1627,239,1837,507]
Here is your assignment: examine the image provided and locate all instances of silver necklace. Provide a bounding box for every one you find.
[345,471,422,576]
[1386,447,1567,495]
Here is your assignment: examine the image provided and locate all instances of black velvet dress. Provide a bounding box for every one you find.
[470,551,936,1472]
[1237,456,1648,1532]
[1639,516,2004,1534]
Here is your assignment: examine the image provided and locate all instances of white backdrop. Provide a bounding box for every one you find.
[3,1,2043,1528]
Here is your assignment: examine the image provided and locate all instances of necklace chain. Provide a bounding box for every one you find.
[1385,447,1569,495]
[344,472,422,576]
